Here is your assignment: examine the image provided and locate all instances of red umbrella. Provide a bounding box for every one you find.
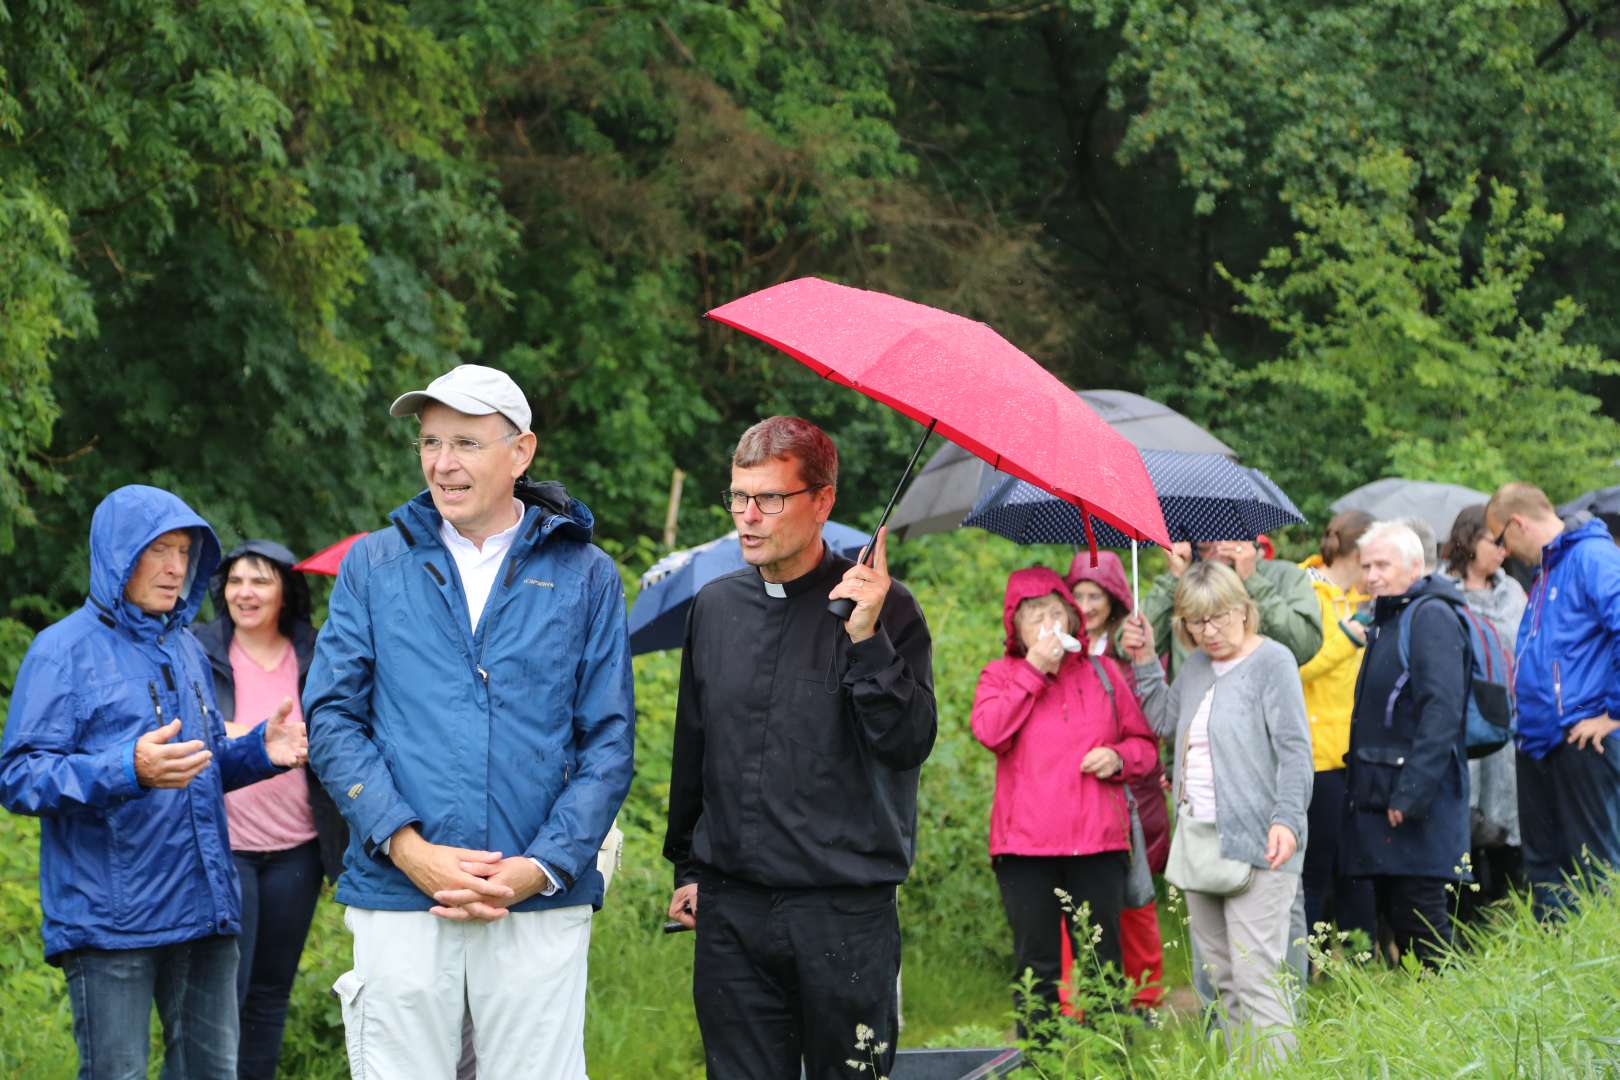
[292,532,368,576]
[707,279,1169,614]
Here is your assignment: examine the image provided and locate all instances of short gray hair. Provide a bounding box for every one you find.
[732,416,838,491]
[1361,521,1426,572]
[1395,517,1438,573]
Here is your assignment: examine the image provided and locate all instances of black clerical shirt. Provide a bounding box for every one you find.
[663,545,936,889]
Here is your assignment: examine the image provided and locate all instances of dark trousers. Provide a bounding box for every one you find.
[62,934,239,1080]
[1369,875,1454,969]
[1517,739,1620,919]
[693,876,901,1080]
[1302,769,1376,949]
[233,842,323,1079]
[993,852,1126,1031]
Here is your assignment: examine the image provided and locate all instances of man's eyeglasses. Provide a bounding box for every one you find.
[1491,516,1515,549]
[413,433,521,458]
[1184,608,1242,634]
[721,488,818,515]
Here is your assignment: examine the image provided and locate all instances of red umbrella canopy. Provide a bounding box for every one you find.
[707,278,1170,548]
[292,532,368,576]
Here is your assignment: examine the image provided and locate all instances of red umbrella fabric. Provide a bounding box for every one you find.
[707,278,1170,549]
[292,532,368,576]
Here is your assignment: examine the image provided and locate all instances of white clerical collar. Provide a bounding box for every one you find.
[763,580,787,599]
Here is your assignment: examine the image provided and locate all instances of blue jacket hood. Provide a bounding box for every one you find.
[88,485,220,637]
[1543,518,1612,570]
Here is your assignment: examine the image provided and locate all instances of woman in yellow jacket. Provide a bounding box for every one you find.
[1299,510,1377,951]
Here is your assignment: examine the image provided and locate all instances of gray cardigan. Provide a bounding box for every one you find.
[1133,638,1314,874]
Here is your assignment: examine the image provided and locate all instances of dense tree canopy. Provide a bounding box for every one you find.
[6,0,1620,673]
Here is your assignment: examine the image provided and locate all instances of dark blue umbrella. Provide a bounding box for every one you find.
[964,449,1305,548]
[629,522,872,655]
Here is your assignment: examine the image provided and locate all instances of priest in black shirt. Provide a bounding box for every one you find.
[663,416,937,1080]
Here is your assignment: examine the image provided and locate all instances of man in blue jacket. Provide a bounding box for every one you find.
[1487,482,1620,917]
[1,485,307,1078]
[305,364,634,1079]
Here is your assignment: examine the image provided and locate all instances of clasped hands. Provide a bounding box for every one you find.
[390,825,553,922]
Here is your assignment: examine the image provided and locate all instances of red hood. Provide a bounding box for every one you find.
[1064,548,1131,611]
[1002,566,1083,656]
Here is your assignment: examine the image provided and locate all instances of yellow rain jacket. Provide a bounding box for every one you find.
[1298,554,1370,773]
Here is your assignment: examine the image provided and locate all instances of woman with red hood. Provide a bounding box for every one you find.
[1064,550,1170,1013]
[972,566,1160,1033]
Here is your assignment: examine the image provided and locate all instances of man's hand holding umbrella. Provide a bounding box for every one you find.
[828,528,892,643]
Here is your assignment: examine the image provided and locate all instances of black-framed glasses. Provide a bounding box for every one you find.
[413,433,521,458]
[1184,607,1242,634]
[1491,516,1515,549]
[721,487,818,515]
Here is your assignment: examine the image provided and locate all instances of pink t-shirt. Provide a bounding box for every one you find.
[223,638,318,852]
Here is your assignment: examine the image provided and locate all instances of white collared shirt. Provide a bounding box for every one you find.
[438,498,525,633]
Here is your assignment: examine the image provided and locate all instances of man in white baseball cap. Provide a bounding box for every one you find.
[308,363,634,1079]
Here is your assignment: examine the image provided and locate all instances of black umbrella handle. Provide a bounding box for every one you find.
[829,420,938,621]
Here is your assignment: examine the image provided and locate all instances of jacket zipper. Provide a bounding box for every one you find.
[1553,659,1564,717]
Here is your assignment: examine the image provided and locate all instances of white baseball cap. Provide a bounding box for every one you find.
[389,364,532,433]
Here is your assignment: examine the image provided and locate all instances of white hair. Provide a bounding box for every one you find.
[1361,520,1426,572]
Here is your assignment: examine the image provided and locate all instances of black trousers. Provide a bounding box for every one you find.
[1518,739,1620,919]
[693,875,900,1080]
[1369,875,1454,969]
[1302,769,1376,948]
[993,852,1126,1029]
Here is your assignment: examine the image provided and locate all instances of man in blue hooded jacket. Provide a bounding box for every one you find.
[1,485,307,1078]
[305,364,634,1079]
[1487,481,1620,916]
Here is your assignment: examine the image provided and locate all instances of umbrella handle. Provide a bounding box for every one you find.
[829,420,937,621]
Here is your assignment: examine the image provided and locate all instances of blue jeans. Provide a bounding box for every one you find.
[61,934,239,1080]
[1518,737,1620,918]
[233,842,323,1079]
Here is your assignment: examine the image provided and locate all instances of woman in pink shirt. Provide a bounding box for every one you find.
[195,540,345,1079]
[971,566,1159,1035]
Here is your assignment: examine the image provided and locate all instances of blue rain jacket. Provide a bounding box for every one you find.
[1515,519,1620,759]
[0,486,281,960]
[304,486,634,912]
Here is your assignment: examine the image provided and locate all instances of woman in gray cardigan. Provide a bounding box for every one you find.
[1121,561,1313,1063]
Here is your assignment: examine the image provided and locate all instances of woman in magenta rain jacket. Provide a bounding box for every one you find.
[972,566,1159,1031]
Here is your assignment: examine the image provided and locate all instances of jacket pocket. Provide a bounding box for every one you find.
[1347,745,1407,812]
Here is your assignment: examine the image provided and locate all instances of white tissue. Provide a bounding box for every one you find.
[1039,622,1084,654]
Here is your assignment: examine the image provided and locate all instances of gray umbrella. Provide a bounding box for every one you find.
[889,389,1234,539]
[1329,478,1490,543]
[1558,485,1620,518]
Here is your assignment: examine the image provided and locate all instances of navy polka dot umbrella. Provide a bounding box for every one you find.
[964,449,1306,548]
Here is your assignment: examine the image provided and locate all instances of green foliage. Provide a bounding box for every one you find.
[1219,146,1620,502]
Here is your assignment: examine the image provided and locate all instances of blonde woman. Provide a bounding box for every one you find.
[1121,562,1312,1061]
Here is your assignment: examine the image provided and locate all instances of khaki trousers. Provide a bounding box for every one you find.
[1184,868,1299,1063]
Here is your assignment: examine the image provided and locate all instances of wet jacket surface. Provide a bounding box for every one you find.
[663,546,936,889]
[1514,520,1620,759]
[972,568,1159,858]
[0,485,280,960]
[305,483,634,912]
[1344,575,1471,880]
[1299,555,1371,773]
